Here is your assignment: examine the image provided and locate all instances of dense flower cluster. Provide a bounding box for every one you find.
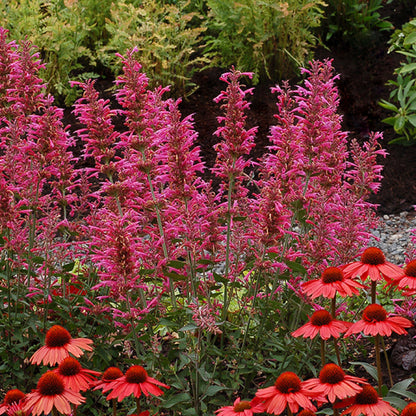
[1,26,415,416]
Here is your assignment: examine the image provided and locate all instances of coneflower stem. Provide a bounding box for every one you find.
[331,297,342,366]
[374,334,383,393]
[321,338,326,367]
[381,336,394,387]
[286,404,294,416]
[135,397,141,414]
[52,407,58,416]
[112,398,117,416]
[371,281,377,304]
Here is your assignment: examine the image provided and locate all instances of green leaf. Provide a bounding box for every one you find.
[394,116,406,132]
[399,63,416,74]
[204,385,226,396]
[404,32,416,46]
[350,361,378,382]
[407,114,416,128]
[163,392,192,408]
[379,99,398,111]
[179,323,198,332]
[388,378,414,395]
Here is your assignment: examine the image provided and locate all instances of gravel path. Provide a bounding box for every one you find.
[370,211,416,264]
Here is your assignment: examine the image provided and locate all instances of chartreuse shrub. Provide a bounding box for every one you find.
[0,0,111,105]
[98,0,207,97]
[4,26,416,416]
[380,18,416,145]
[203,0,327,82]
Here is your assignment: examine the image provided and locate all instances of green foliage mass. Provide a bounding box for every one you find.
[380,18,416,145]
[204,0,327,82]
[0,0,401,104]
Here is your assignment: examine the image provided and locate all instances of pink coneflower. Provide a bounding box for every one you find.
[24,371,85,416]
[30,325,94,366]
[53,357,101,392]
[302,364,367,403]
[302,267,364,299]
[340,385,398,416]
[104,365,169,402]
[344,304,412,337]
[391,260,416,292]
[0,389,26,415]
[342,247,403,283]
[292,310,350,340]
[93,366,123,391]
[215,397,264,416]
[255,371,321,415]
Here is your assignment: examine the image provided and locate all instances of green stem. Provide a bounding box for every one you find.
[374,334,383,393]
[221,170,235,322]
[145,168,176,308]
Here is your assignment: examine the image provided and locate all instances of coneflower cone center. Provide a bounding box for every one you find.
[321,267,344,283]
[405,260,416,277]
[274,372,301,393]
[59,357,81,376]
[233,401,251,412]
[319,364,345,384]
[125,366,148,384]
[354,385,379,405]
[360,247,385,265]
[103,367,123,381]
[310,310,332,326]
[45,325,71,348]
[38,372,65,396]
[402,403,416,416]
[362,304,387,322]
[4,389,25,405]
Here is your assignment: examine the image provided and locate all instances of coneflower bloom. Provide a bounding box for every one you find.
[93,366,123,391]
[390,260,416,293]
[302,267,365,299]
[344,304,412,337]
[4,401,30,416]
[292,309,350,340]
[302,363,367,403]
[104,365,169,402]
[24,371,85,416]
[30,325,94,366]
[215,397,264,415]
[342,247,403,283]
[255,371,321,415]
[0,389,25,415]
[401,402,416,416]
[53,357,101,392]
[340,385,398,416]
